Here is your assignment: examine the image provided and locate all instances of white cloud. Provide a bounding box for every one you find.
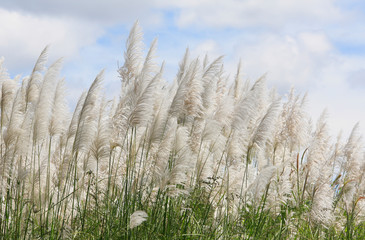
[298,32,333,54]
[347,69,365,88]
[0,7,122,109]
[230,31,334,91]
[191,39,223,59]
[309,82,365,137]
[1,0,164,26]
[0,8,103,75]
[165,0,343,29]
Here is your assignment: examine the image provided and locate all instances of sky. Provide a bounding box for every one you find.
[1,0,365,139]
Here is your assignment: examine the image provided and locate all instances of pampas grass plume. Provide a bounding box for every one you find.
[130,210,148,229]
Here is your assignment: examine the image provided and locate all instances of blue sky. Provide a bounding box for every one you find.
[1,0,365,137]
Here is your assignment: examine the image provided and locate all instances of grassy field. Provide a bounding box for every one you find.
[1,22,365,239]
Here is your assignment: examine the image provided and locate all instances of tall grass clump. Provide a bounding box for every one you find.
[1,22,365,239]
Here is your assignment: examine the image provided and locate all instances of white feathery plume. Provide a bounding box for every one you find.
[167,77,179,107]
[183,59,203,119]
[26,46,49,105]
[33,58,63,141]
[148,97,170,144]
[190,118,205,154]
[227,78,266,162]
[0,56,9,86]
[197,143,215,182]
[26,71,42,107]
[249,99,282,168]
[139,38,159,83]
[201,119,226,156]
[153,117,177,186]
[241,78,252,98]
[328,133,344,213]
[0,83,28,193]
[0,57,8,109]
[73,71,103,153]
[1,78,18,127]
[332,132,343,175]
[169,75,188,118]
[89,98,112,175]
[32,46,49,73]
[227,130,249,164]
[168,126,194,187]
[306,110,331,185]
[304,111,335,225]
[202,56,224,82]
[210,139,228,187]
[228,62,251,104]
[278,89,310,152]
[129,210,148,229]
[1,86,27,190]
[51,141,67,187]
[176,48,190,84]
[223,161,253,207]
[3,86,23,147]
[113,65,162,144]
[311,181,334,226]
[270,116,285,164]
[247,165,277,204]
[119,21,144,89]
[19,76,29,109]
[298,93,312,146]
[211,133,228,165]
[343,123,362,181]
[232,77,266,131]
[168,49,194,118]
[341,180,357,212]
[130,39,161,119]
[67,92,86,140]
[231,59,243,101]
[203,54,209,69]
[267,163,292,211]
[202,119,221,141]
[128,72,161,126]
[201,56,224,116]
[109,96,118,116]
[215,64,227,107]
[199,119,227,181]
[341,123,363,209]
[354,196,365,225]
[11,77,33,155]
[213,93,234,130]
[49,78,68,137]
[112,97,131,143]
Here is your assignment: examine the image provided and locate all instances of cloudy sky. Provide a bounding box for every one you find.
[1,0,365,138]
